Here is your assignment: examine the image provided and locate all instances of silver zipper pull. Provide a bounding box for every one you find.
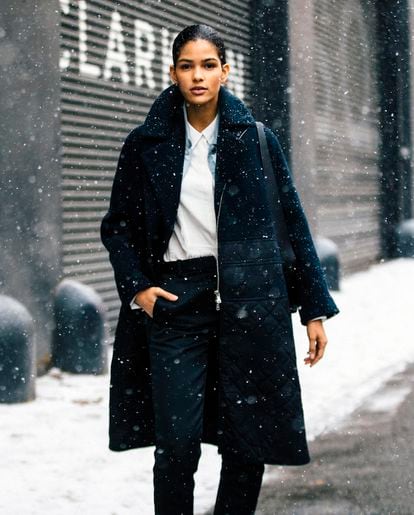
[214,183,227,313]
[214,289,222,310]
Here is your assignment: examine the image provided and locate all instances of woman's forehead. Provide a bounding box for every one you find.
[177,40,220,60]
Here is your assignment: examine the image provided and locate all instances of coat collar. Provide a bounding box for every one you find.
[138,84,256,245]
[138,83,256,139]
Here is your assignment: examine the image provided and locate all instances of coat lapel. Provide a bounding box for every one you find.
[140,115,186,229]
[213,124,251,215]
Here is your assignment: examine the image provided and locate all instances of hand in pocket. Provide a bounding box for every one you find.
[134,286,179,318]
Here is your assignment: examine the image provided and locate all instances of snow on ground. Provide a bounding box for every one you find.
[1,258,413,514]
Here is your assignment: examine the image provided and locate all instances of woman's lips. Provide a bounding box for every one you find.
[190,88,207,95]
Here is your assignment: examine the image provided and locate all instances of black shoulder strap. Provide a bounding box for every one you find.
[255,121,295,262]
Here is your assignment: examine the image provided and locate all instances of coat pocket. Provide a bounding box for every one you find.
[152,296,163,320]
[221,260,288,300]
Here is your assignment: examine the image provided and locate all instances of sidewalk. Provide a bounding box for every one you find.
[256,362,414,514]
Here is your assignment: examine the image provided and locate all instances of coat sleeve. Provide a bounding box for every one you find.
[100,129,157,308]
[264,127,340,325]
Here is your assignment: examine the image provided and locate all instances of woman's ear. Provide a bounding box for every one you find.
[221,63,230,84]
[169,64,177,85]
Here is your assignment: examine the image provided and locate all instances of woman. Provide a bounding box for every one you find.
[101,23,339,515]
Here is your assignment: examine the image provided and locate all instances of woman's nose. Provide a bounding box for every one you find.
[192,67,205,81]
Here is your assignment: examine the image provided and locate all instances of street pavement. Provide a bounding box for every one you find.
[255,362,414,514]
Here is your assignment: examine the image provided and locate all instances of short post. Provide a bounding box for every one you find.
[52,279,107,374]
[0,295,36,403]
[396,219,414,257]
[315,237,340,291]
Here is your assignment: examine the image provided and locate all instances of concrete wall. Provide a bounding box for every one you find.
[250,0,319,234]
[287,0,319,234]
[0,1,62,374]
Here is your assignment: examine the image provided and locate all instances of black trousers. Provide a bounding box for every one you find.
[145,255,264,515]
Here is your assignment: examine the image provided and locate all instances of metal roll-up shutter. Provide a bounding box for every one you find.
[313,0,381,273]
[59,1,253,332]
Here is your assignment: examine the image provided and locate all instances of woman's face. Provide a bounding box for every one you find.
[170,39,230,107]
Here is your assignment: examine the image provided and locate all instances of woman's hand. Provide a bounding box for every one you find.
[304,319,328,367]
[134,287,179,318]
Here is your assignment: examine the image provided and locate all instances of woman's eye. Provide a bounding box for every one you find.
[179,63,216,70]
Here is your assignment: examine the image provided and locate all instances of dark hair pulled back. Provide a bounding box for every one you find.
[172,24,226,67]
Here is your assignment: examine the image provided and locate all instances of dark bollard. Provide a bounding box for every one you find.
[396,219,414,257]
[52,279,107,374]
[315,237,340,291]
[0,295,36,403]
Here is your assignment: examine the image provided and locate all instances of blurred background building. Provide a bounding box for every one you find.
[0,0,412,374]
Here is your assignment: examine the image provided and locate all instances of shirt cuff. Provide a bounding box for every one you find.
[309,316,327,322]
[130,296,144,311]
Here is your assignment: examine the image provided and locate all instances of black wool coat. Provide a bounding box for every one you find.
[100,84,339,465]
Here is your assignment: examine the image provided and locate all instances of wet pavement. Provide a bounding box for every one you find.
[255,363,414,514]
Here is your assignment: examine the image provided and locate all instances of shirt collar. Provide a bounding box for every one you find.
[182,102,219,149]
